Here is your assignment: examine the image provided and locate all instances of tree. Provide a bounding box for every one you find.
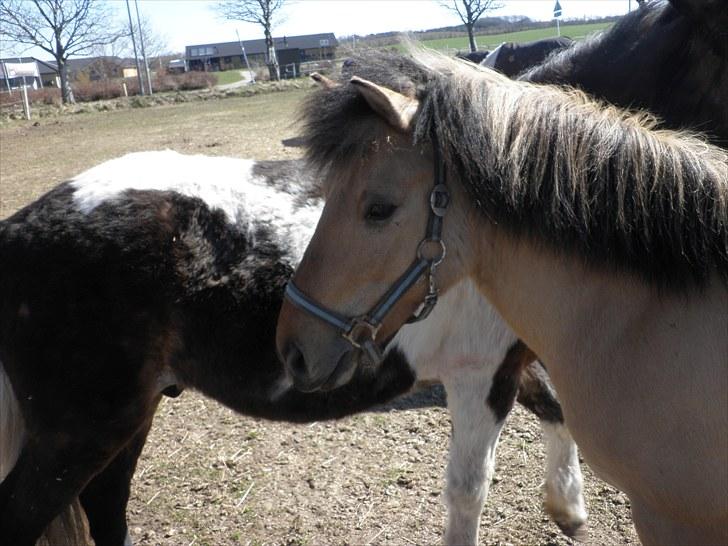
[0,0,127,103]
[132,16,169,70]
[440,0,504,53]
[214,0,286,81]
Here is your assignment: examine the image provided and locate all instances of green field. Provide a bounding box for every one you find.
[214,69,244,85]
[421,21,612,51]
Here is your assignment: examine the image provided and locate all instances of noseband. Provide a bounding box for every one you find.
[284,137,450,367]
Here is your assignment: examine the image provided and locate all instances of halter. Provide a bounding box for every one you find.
[284,137,450,367]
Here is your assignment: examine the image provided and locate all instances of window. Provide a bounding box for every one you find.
[190,48,198,56]
[319,39,329,46]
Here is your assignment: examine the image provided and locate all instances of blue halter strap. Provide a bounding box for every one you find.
[284,137,449,366]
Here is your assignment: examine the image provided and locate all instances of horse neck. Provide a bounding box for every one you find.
[466,221,655,369]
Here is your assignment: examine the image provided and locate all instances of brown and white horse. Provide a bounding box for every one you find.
[276,48,728,545]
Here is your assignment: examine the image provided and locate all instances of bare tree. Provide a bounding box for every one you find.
[440,0,504,53]
[0,0,126,103]
[214,0,286,81]
[132,16,169,69]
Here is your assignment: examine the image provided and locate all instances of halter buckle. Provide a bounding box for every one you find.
[342,317,381,348]
[342,317,383,367]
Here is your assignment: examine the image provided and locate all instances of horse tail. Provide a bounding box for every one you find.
[0,360,25,482]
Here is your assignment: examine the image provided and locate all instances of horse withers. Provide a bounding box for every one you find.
[275,48,728,545]
[0,151,584,545]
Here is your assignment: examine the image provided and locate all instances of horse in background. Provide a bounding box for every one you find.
[523,0,728,145]
[0,151,584,545]
[480,36,573,77]
[275,47,728,545]
[455,50,490,64]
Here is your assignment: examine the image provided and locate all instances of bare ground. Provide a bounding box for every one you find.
[0,91,639,546]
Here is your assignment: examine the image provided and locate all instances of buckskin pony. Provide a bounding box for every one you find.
[276,48,728,545]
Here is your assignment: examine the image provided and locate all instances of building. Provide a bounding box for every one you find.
[0,57,58,91]
[44,57,137,83]
[185,33,338,77]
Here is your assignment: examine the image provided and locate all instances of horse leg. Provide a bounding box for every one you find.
[517,361,587,538]
[80,410,157,546]
[441,368,508,546]
[2,363,93,545]
[37,498,93,546]
[0,406,155,545]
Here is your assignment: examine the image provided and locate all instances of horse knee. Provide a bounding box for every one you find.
[541,422,587,538]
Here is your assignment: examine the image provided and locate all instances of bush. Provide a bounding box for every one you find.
[73,80,128,102]
[0,72,217,110]
[0,87,61,106]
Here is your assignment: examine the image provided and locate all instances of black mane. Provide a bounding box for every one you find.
[301,47,728,290]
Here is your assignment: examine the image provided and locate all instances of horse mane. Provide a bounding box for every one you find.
[300,47,728,289]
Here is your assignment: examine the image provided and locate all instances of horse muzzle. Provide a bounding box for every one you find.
[281,334,359,392]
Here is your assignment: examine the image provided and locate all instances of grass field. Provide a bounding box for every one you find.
[421,21,611,51]
[0,87,638,546]
[0,88,308,218]
[215,69,245,86]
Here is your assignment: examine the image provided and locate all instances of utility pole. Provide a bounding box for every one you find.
[125,0,144,95]
[133,0,153,94]
[236,29,255,84]
[1,61,11,95]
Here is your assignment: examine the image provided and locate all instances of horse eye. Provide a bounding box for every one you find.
[365,203,397,222]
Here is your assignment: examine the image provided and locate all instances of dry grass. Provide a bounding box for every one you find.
[0,91,639,545]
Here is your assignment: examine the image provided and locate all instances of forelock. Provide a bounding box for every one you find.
[299,49,434,172]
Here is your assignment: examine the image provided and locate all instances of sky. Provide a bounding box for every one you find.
[2,0,636,60]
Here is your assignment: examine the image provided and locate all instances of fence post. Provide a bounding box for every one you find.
[21,85,30,120]
[122,80,128,97]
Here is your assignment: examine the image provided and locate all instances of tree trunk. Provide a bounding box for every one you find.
[264,28,280,81]
[467,22,478,53]
[58,59,75,104]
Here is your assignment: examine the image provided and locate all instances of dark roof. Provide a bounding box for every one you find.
[186,33,338,59]
[44,56,137,73]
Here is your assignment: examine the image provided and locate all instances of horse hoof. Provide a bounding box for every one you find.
[555,518,588,541]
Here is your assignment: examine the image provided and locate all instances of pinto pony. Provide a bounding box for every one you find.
[275,48,728,545]
[0,152,584,545]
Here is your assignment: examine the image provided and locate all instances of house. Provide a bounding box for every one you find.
[185,33,338,77]
[44,57,138,83]
[167,59,186,74]
[0,57,57,91]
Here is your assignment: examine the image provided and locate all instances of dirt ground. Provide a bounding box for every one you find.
[0,91,639,546]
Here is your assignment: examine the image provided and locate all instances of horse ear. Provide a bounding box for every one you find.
[310,72,338,89]
[350,76,419,132]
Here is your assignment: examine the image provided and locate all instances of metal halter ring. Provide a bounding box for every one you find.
[342,317,382,349]
[342,318,384,368]
[416,238,447,267]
